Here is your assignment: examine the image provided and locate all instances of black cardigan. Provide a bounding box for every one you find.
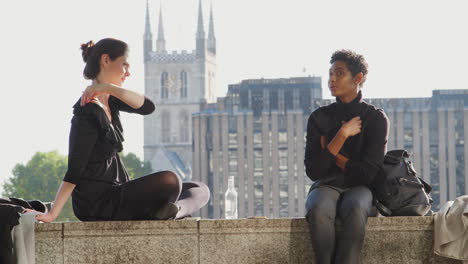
[63,96,155,220]
[304,92,389,189]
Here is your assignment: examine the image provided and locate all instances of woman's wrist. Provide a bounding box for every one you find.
[104,83,119,95]
[337,128,349,139]
[49,207,60,219]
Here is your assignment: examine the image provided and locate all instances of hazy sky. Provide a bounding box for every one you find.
[1,0,467,192]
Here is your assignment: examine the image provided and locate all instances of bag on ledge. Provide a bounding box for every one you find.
[372,149,433,216]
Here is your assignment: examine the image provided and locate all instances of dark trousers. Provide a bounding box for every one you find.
[305,185,373,264]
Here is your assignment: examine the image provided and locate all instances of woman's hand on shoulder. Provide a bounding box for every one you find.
[80,83,113,106]
[339,116,362,138]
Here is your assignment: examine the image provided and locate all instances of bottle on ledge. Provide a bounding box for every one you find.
[224,176,238,219]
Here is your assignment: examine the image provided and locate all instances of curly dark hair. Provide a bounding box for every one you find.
[330,50,368,87]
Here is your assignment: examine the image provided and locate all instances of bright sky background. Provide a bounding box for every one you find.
[1,0,467,193]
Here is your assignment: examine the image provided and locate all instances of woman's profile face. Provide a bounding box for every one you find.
[328,60,358,99]
[103,54,131,86]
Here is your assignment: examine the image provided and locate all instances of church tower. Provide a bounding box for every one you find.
[143,0,217,178]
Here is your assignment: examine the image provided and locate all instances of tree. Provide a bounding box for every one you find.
[3,151,151,222]
[3,151,77,221]
[120,152,153,179]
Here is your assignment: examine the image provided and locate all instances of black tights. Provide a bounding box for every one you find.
[113,171,210,220]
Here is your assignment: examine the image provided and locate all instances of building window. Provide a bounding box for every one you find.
[254,150,263,171]
[240,90,249,109]
[229,151,238,172]
[278,115,287,131]
[252,90,263,116]
[285,91,293,110]
[179,111,189,142]
[228,133,237,148]
[456,149,465,196]
[404,111,412,128]
[161,72,169,99]
[430,146,440,209]
[404,129,413,144]
[429,112,438,145]
[254,133,262,148]
[455,111,464,145]
[161,111,171,143]
[300,88,312,114]
[270,90,278,110]
[180,71,188,98]
[278,132,287,147]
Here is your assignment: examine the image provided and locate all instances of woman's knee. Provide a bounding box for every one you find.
[158,171,182,188]
[306,194,337,222]
[305,187,339,221]
[187,181,211,203]
[306,202,336,223]
[338,197,372,221]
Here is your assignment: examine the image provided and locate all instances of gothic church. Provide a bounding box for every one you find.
[143,0,216,179]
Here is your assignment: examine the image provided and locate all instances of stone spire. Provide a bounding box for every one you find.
[196,0,206,57]
[143,0,153,61]
[156,3,166,52]
[207,2,216,54]
[196,0,205,39]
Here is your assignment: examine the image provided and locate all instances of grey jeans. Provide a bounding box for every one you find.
[305,185,374,264]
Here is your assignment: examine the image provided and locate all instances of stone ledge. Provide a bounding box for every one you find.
[35,216,462,264]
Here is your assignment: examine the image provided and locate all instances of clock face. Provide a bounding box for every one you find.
[168,73,180,95]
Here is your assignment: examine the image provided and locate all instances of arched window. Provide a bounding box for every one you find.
[161,72,169,99]
[161,111,171,143]
[179,111,189,142]
[180,71,188,98]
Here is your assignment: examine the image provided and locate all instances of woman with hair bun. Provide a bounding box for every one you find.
[33,38,210,222]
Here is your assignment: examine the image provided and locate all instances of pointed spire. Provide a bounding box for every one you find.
[156,3,166,52]
[144,0,153,40]
[143,0,153,61]
[207,2,216,54]
[196,0,205,39]
[208,3,215,40]
[157,4,165,41]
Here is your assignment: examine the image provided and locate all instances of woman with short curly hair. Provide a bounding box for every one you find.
[304,50,389,264]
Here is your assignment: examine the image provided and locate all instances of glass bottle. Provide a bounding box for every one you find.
[224,176,238,219]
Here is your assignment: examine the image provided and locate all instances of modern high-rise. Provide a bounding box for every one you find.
[143,0,217,178]
[192,77,322,218]
[192,77,468,219]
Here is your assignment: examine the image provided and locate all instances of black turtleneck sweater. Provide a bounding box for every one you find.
[304,91,389,189]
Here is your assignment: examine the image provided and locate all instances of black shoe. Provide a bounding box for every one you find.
[153,202,179,220]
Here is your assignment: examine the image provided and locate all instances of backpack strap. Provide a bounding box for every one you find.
[373,197,392,216]
[418,177,432,193]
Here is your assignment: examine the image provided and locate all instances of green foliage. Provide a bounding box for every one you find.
[3,151,151,222]
[2,151,77,221]
[120,152,153,179]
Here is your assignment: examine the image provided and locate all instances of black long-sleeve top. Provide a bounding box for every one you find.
[63,96,155,220]
[304,92,389,189]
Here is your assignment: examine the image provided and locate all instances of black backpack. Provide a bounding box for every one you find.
[372,149,433,216]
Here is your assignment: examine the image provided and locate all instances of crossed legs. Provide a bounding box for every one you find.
[114,171,210,220]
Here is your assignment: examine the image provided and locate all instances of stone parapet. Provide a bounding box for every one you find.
[35,217,462,264]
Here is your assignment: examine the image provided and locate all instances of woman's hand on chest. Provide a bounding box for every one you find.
[338,116,362,138]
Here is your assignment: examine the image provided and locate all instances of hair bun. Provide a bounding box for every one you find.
[80,40,95,62]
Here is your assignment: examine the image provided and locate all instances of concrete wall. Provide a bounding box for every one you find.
[36,217,462,264]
